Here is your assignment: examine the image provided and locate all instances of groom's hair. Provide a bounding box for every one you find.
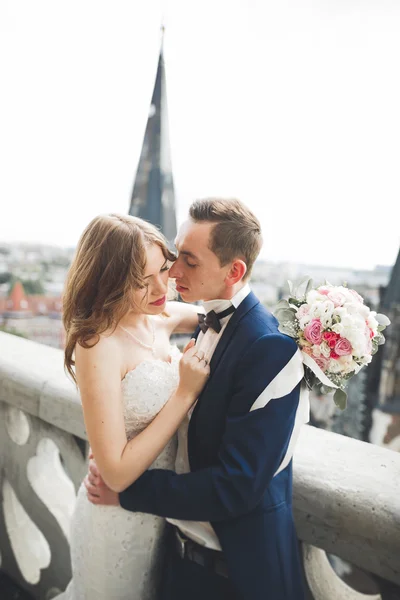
[189,198,262,279]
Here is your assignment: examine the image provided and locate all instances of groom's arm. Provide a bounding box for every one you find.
[119,333,303,522]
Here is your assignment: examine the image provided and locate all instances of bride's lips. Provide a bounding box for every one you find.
[150,296,166,306]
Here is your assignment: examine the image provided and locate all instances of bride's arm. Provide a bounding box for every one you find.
[76,337,208,493]
[165,301,204,335]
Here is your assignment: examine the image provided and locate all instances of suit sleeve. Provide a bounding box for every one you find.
[119,333,302,521]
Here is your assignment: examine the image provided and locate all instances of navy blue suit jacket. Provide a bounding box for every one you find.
[120,292,305,600]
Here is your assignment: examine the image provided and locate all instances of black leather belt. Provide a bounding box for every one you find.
[173,527,229,579]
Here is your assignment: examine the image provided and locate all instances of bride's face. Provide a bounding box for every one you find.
[131,244,170,315]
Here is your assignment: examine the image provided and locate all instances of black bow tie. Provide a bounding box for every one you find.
[197,305,236,334]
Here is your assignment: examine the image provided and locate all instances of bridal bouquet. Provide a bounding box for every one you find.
[274,279,390,409]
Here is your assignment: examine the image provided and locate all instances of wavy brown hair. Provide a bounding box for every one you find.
[63,213,175,384]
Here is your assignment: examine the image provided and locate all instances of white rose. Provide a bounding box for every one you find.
[367,314,379,332]
[320,300,334,317]
[306,290,326,305]
[299,315,312,329]
[328,359,343,373]
[344,303,360,316]
[312,345,322,358]
[334,307,347,320]
[308,304,321,319]
[320,342,331,358]
[338,355,354,374]
[332,323,345,336]
[360,354,372,365]
[321,315,333,328]
[357,305,370,319]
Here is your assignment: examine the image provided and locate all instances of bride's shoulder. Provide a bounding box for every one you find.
[75,330,122,362]
[160,301,199,335]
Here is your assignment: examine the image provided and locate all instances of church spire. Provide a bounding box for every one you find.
[129,28,177,245]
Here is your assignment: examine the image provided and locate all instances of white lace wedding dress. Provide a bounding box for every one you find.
[59,347,180,600]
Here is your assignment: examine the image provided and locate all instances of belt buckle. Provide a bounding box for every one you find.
[175,529,187,559]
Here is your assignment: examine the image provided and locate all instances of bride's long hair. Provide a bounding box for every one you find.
[63,213,176,384]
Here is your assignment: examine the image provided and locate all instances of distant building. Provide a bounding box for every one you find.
[0,281,64,349]
[368,248,400,450]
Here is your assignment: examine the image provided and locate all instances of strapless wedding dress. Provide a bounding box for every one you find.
[59,347,180,600]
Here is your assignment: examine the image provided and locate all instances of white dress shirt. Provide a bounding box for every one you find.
[167,284,309,550]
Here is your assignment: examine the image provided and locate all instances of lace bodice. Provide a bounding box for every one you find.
[121,345,181,440]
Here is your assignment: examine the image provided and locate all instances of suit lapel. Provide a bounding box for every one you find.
[188,292,259,467]
[193,292,260,409]
[209,292,258,372]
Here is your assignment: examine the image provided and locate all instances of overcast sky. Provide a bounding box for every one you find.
[1,0,399,269]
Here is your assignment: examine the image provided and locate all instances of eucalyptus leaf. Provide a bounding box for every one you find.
[376,333,386,346]
[376,313,391,326]
[377,325,386,332]
[296,276,312,298]
[333,388,347,410]
[278,324,297,338]
[275,299,290,311]
[275,308,297,323]
[305,278,314,296]
[288,297,303,308]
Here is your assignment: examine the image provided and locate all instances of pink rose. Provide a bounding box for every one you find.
[349,289,364,303]
[318,286,330,296]
[304,319,323,345]
[334,337,352,356]
[323,331,339,345]
[327,291,346,307]
[315,356,329,371]
[330,350,339,359]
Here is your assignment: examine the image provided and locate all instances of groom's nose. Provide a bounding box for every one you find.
[169,259,181,279]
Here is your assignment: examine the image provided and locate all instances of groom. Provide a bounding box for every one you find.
[87,198,308,600]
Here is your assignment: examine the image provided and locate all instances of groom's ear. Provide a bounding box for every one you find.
[225,259,247,286]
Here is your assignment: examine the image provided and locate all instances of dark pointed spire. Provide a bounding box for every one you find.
[129,29,177,245]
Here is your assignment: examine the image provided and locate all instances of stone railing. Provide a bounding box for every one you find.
[0,332,87,599]
[0,331,399,600]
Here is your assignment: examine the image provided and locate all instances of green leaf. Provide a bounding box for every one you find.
[334,388,347,410]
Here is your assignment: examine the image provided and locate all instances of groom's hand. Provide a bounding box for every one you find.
[85,457,120,506]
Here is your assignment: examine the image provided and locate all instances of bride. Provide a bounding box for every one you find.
[59,213,209,600]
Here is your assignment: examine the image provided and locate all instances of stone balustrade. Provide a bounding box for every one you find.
[0,331,399,600]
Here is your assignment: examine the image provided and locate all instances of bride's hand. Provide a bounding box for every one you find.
[177,339,210,403]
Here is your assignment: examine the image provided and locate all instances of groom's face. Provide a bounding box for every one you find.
[169,219,229,302]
